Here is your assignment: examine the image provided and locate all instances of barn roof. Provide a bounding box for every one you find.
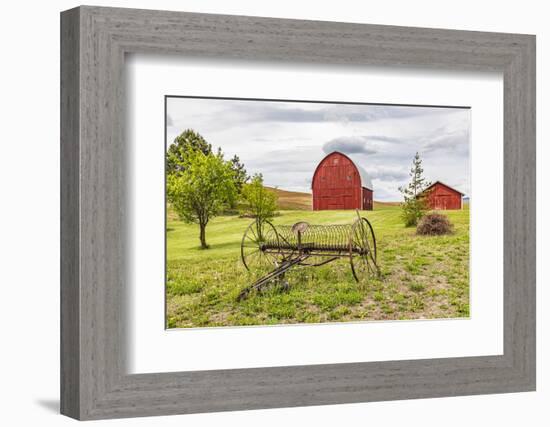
[421,180,465,195]
[345,153,373,190]
[312,151,373,191]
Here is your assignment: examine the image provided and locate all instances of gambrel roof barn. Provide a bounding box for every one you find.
[311,151,373,211]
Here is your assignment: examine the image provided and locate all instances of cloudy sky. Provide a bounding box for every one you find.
[166,97,470,201]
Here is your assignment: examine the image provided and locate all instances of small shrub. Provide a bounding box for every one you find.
[401,198,429,227]
[409,282,426,292]
[373,291,384,302]
[416,213,453,236]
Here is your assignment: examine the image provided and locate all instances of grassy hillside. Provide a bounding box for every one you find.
[265,187,312,210]
[166,204,470,328]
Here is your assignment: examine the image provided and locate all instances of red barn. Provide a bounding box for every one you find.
[311,151,373,210]
[421,181,464,210]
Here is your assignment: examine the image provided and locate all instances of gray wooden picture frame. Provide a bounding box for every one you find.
[60,5,536,421]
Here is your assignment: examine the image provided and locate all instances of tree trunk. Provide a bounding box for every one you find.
[199,222,208,249]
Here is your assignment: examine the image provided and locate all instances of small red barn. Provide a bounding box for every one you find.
[421,181,464,210]
[311,151,373,210]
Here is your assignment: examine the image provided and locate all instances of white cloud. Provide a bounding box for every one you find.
[322,136,378,155]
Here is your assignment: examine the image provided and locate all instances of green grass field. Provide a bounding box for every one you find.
[166,199,470,328]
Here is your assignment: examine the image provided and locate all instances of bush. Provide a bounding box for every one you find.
[401,198,428,227]
[240,173,277,222]
[416,213,453,236]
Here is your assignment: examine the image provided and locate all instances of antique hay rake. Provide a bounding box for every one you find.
[238,210,379,300]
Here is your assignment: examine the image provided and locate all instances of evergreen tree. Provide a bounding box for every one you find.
[229,154,249,191]
[399,152,431,227]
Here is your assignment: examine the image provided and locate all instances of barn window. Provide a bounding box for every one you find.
[333,158,339,164]
[346,175,352,181]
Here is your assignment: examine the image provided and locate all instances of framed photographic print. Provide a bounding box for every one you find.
[163,95,472,329]
[61,6,536,420]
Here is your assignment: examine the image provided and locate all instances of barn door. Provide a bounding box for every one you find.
[344,195,354,209]
[434,195,449,210]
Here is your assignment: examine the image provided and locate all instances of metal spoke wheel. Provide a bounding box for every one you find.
[349,217,379,282]
[241,220,282,272]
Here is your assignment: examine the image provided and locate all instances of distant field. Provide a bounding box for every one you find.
[265,187,312,210]
[166,199,470,328]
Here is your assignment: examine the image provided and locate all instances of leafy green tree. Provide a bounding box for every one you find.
[167,150,237,249]
[166,129,212,175]
[398,152,431,227]
[240,174,278,225]
[167,129,248,201]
